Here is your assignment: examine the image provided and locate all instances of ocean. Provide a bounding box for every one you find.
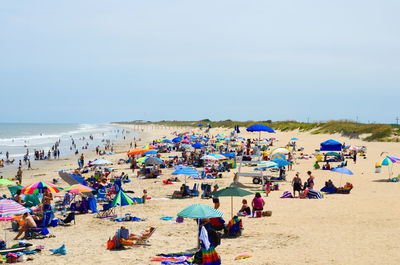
[0,123,131,161]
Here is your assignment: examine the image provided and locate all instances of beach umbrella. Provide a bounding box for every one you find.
[22,181,63,195]
[254,161,278,171]
[192,143,204,149]
[172,137,183,143]
[270,148,291,155]
[90,159,112,166]
[210,187,253,218]
[127,148,148,156]
[172,167,200,184]
[144,150,158,155]
[144,157,164,166]
[0,179,15,186]
[162,139,172,143]
[291,138,299,141]
[65,184,93,194]
[331,167,354,186]
[246,124,275,142]
[0,200,29,247]
[325,152,340,156]
[270,158,291,167]
[190,135,198,140]
[346,145,357,151]
[270,153,286,160]
[376,156,398,179]
[177,204,222,248]
[111,190,135,218]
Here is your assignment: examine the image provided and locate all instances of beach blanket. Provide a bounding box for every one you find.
[308,189,323,199]
[160,217,174,221]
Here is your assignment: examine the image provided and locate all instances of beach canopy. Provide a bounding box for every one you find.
[22,181,63,195]
[177,204,222,219]
[320,139,342,151]
[65,184,94,194]
[90,159,112,166]
[271,158,291,167]
[246,125,275,133]
[0,200,29,216]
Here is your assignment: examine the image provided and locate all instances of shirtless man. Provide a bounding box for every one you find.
[14,213,37,240]
[42,187,53,211]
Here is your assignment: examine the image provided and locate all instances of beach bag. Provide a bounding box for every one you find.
[107,238,114,250]
[0,241,6,250]
[11,221,19,232]
[6,253,18,263]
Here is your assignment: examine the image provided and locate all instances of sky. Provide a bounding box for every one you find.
[1,0,399,124]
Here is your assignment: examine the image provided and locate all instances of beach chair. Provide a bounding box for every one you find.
[135,227,156,245]
[188,183,199,197]
[55,193,74,211]
[59,212,76,225]
[96,188,108,202]
[96,203,116,218]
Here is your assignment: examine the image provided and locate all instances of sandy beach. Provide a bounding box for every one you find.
[0,124,399,265]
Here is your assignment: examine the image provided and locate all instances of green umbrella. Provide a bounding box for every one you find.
[111,190,135,218]
[0,179,15,186]
[325,152,340,156]
[178,204,222,248]
[177,204,222,219]
[211,187,253,218]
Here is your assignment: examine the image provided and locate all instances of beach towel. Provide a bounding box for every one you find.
[280,191,294,198]
[308,189,323,199]
[160,217,174,221]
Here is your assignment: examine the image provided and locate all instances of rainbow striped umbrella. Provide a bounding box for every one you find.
[142,145,157,150]
[22,181,63,195]
[65,184,93,194]
[376,156,397,167]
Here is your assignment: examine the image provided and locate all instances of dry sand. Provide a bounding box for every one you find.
[1,125,400,265]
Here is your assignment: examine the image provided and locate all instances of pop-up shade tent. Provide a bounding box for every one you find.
[320,140,342,151]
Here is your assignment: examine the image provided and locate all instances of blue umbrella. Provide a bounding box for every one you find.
[331,167,353,186]
[144,150,158,155]
[198,124,204,127]
[172,137,183,143]
[246,124,275,133]
[192,143,204,149]
[162,139,172,143]
[291,137,299,141]
[190,135,198,140]
[271,158,291,167]
[172,166,200,183]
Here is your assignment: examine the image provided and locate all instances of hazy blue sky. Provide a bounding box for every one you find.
[1,0,399,124]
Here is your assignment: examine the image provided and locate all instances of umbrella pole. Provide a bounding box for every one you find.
[340,174,343,187]
[231,196,233,218]
[197,219,200,249]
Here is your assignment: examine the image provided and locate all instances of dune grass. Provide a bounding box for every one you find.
[116,119,398,142]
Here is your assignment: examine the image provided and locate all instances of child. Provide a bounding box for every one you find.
[142,189,147,204]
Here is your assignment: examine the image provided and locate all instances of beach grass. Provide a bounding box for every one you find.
[116,120,399,142]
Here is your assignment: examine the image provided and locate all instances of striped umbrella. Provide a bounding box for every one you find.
[270,153,286,160]
[22,181,63,194]
[377,156,399,179]
[346,145,357,151]
[65,184,93,194]
[254,161,278,171]
[111,190,136,217]
[0,200,29,247]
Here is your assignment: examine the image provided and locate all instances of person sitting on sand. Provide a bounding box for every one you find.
[313,161,320,170]
[142,189,147,204]
[120,226,155,241]
[322,162,331,170]
[251,192,265,216]
[238,199,251,216]
[14,212,37,240]
[14,189,25,206]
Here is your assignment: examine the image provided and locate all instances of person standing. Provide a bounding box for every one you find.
[80,153,84,168]
[353,151,357,164]
[306,171,315,189]
[292,173,302,198]
[16,166,23,185]
[42,187,53,211]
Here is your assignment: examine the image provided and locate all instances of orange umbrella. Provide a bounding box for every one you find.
[127,148,148,156]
